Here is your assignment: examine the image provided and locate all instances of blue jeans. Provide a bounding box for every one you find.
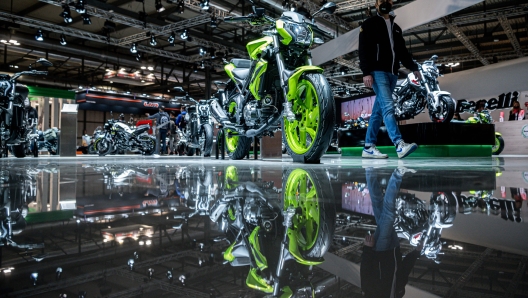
[159,129,167,154]
[366,168,402,251]
[365,71,402,147]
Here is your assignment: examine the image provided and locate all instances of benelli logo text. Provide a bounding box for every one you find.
[143,102,159,108]
[457,91,519,113]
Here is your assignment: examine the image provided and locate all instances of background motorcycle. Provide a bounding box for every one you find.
[0,58,53,158]
[210,166,335,296]
[175,95,214,157]
[453,101,504,155]
[95,113,155,156]
[393,55,456,123]
[28,127,60,156]
[210,3,337,163]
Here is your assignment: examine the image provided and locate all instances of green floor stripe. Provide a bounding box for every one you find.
[341,145,492,157]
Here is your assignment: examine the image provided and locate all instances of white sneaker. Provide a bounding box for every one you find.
[362,146,388,159]
[396,141,418,159]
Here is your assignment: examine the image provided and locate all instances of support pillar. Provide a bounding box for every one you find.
[50,98,60,128]
[38,97,50,131]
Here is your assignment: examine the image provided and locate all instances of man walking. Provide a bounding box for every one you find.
[146,105,170,155]
[359,0,422,159]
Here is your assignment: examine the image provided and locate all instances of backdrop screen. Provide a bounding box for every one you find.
[340,95,376,123]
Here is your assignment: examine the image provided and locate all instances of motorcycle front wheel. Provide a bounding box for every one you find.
[96,138,112,156]
[200,124,213,157]
[283,168,335,260]
[11,144,26,158]
[283,73,335,163]
[139,136,156,155]
[492,135,505,155]
[429,95,455,123]
[430,192,457,228]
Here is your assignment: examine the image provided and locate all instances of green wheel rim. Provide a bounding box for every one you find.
[492,137,499,152]
[284,169,320,251]
[225,101,239,152]
[284,79,320,155]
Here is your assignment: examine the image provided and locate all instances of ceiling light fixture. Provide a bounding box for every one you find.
[199,0,209,10]
[130,43,138,53]
[141,66,146,70]
[82,14,91,25]
[168,31,175,46]
[199,47,206,56]
[59,33,67,46]
[60,4,73,23]
[210,16,217,28]
[177,0,185,13]
[75,0,86,14]
[193,64,197,72]
[150,34,157,46]
[136,52,142,62]
[147,66,154,71]
[35,29,44,41]
[180,29,188,40]
[210,49,216,59]
[155,0,165,12]
[200,61,205,69]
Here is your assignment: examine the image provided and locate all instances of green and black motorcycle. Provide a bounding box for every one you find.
[210,166,335,296]
[210,3,337,163]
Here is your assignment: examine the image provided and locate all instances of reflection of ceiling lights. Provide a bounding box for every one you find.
[0,38,19,46]
[448,244,463,250]
[446,62,460,67]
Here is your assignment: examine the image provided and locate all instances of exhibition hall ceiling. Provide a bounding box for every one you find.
[0,0,526,98]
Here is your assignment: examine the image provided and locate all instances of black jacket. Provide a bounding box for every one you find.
[361,246,420,298]
[358,13,418,76]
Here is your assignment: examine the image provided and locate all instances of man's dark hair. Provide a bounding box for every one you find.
[160,105,165,110]
[181,106,186,111]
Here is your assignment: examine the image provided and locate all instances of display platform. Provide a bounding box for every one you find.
[338,122,495,157]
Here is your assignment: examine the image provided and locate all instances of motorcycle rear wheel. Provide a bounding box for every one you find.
[430,192,457,227]
[492,135,505,155]
[140,136,156,155]
[283,73,335,163]
[224,99,251,160]
[429,95,455,123]
[32,140,38,157]
[96,138,112,156]
[200,124,213,157]
[283,168,335,259]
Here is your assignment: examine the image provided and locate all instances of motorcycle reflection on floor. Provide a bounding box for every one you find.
[27,127,60,156]
[210,166,336,296]
[394,191,456,263]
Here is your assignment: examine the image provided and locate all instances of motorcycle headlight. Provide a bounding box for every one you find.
[285,22,312,47]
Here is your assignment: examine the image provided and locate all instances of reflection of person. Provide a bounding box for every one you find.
[359,0,421,159]
[361,168,421,298]
[509,101,525,121]
[146,106,170,155]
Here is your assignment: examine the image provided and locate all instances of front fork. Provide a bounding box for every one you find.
[273,206,297,297]
[273,36,296,122]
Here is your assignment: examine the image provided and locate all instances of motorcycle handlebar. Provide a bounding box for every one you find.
[11,70,48,80]
[224,15,253,23]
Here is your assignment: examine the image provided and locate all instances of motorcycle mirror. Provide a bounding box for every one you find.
[173,86,185,92]
[313,2,336,17]
[253,6,265,17]
[36,58,53,67]
[431,55,439,61]
[313,37,324,44]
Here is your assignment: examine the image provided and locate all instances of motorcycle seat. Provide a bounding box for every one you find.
[231,59,251,69]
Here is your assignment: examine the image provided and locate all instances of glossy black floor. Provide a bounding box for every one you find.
[0,155,527,298]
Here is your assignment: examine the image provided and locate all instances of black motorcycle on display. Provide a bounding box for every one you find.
[0,58,53,158]
[394,191,456,263]
[210,166,335,296]
[393,55,456,123]
[176,96,213,157]
[95,114,156,156]
[28,127,60,156]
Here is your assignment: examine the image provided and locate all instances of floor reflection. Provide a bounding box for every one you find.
[0,158,527,297]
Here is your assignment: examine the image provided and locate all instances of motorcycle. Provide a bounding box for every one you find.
[393,55,456,123]
[177,96,214,157]
[210,166,335,296]
[95,114,156,156]
[0,58,53,158]
[210,3,337,163]
[454,101,504,155]
[28,127,60,156]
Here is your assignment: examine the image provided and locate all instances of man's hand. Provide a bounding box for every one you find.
[364,233,375,247]
[145,113,150,117]
[413,70,423,82]
[363,75,374,88]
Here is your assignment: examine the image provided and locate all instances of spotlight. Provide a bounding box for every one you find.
[136,52,142,62]
[56,267,63,280]
[147,66,154,71]
[82,14,91,25]
[130,43,138,53]
[155,0,165,12]
[177,0,185,13]
[60,4,73,23]
[75,0,86,14]
[150,34,157,46]
[210,16,217,28]
[180,29,188,40]
[147,268,154,280]
[30,272,38,286]
[35,29,44,41]
[199,0,209,10]
[200,61,205,69]
[59,33,67,45]
[168,31,175,45]
[128,259,135,270]
[179,274,186,286]
[199,47,206,56]
[210,50,215,59]
[193,64,197,72]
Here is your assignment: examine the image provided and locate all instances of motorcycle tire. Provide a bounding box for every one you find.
[11,144,26,158]
[429,95,455,123]
[430,192,457,228]
[96,138,112,156]
[283,168,336,260]
[492,135,505,155]
[88,143,96,154]
[223,97,251,160]
[140,136,156,156]
[186,135,197,156]
[283,73,335,163]
[200,124,213,157]
[32,140,38,157]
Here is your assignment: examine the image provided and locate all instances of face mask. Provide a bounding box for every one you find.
[379,2,392,14]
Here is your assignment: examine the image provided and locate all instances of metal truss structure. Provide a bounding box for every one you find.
[444,247,494,298]
[335,0,376,14]
[302,1,352,30]
[436,49,528,64]
[497,14,524,58]
[440,17,489,66]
